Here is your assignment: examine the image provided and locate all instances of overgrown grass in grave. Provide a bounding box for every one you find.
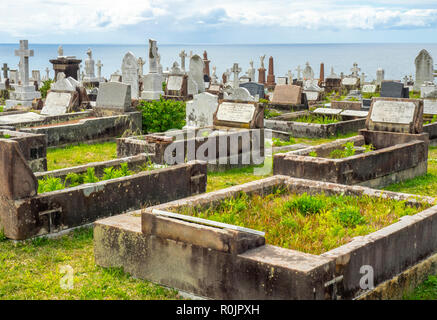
[178,191,430,255]
[38,162,164,193]
[264,108,282,119]
[272,137,296,147]
[292,132,358,146]
[0,106,4,112]
[329,142,375,159]
[47,142,117,170]
[293,114,341,124]
[362,92,381,99]
[424,115,437,125]
[410,91,421,99]
[385,147,437,197]
[0,134,11,139]
[0,228,182,300]
[207,160,272,193]
[404,275,437,300]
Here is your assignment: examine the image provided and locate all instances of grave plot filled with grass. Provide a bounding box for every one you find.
[385,146,437,197]
[292,114,341,124]
[178,189,430,255]
[47,142,117,170]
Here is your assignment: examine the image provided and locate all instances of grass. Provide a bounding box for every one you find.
[47,142,117,170]
[384,146,437,197]
[178,190,429,255]
[0,228,182,300]
[424,115,437,125]
[405,275,437,300]
[293,114,341,124]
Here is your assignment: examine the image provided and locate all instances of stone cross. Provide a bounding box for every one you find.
[231,63,242,88]
[96,60,103,79]
[137,57,145,76]
[58,45,63,57]
[287,70,293,84]
[295,65,302,80]
[351,63,361,77]
[2,63,9,79]
[15,40,33,86]
[179,50,187,72]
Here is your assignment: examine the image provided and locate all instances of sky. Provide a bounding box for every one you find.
[0,0,437,44]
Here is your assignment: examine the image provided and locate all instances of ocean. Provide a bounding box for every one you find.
[1,43,437,82]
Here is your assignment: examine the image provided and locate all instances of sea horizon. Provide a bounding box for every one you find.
[1,42,436,82]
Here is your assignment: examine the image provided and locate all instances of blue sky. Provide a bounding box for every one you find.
[1,0,437,44]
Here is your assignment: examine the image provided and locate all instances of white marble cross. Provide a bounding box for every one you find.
[96,60,103,78]
[179,50,187,72]
[15,40,33,85]
[137,57,145,76]
[231,63,242,88]
[351,63,361,77]
[295,65,302,80]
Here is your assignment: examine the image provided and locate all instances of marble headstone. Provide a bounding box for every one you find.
[186,92,218,128]
[121,52,139,99]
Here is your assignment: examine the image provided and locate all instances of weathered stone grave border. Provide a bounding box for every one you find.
[0,138,207,240]
[94,176,437,300]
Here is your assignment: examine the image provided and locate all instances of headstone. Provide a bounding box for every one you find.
[95,81,132,113]
[214,101,263,129]
[231,63,242,88]
[240,82,265,99]
[83,48,98,83]
[376,68,385,86]
[165,74,188,99]
[266,56,276,89]
[276,77,287,85]
[179,50,188,73]
[340,110,368,117]
[342,77,359,87]
[121,51,139,99]
[414,49,434,91]
[110,70,122,82]
[271,85,303,105]
[362,84,377,93]
[96,60,104,82]
[302,62,314,80]
[188,54,205,94]
[350,63,361,77]
[367,98,423,134]
[186,92,218,128]
[313,108,342,115]
[224,87,256,102]
[304,91,320,101]
[137,57,145,76]
[258,55,266,84]
[31,70,41,86]
[2,63,9,79]
[420,83,437,98]
[9,70,18,84]
[327,67,339,79]
[41,92,77,115]
[424,99,437,115]
[5,40,41,109]
[246,61,256,82]
[295,65,302,80]
[380,81,409,98]
[50,72,78,91]
[140,39,164,100]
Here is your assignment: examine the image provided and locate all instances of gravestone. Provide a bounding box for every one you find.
[165,74,188,99]
[121,51,139,99]
[240,82,264,99]
[420,84,437,98]
[95,82,132,113]
[214,101,263,129]
[83,48,99,84]
[302,62,314,80]
[313,108,342,115]
[186,92,218,128]
[41,73,80,115]
[304,91,320,102]
[141,39,164,100]
[110,71,122,82]
[341,77,359,88]
[362,84,377,93]
[6,40,41,109]
[188,54,205,94]
[367,98,423,134]
[380,81,409,98]
[414,49,434,91]
[271,85,303,105]
[376,68,385,87]
[224,87,256,102]
[424,100,437,115]
[276,77,287,85]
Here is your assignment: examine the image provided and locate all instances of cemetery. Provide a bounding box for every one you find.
[1,37,437,301]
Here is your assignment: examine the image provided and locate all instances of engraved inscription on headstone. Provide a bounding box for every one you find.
[370,101,416,124]
[216,102,256,123]
[167,76,183,91]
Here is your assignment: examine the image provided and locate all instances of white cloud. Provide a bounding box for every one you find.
[0,0,436,38]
